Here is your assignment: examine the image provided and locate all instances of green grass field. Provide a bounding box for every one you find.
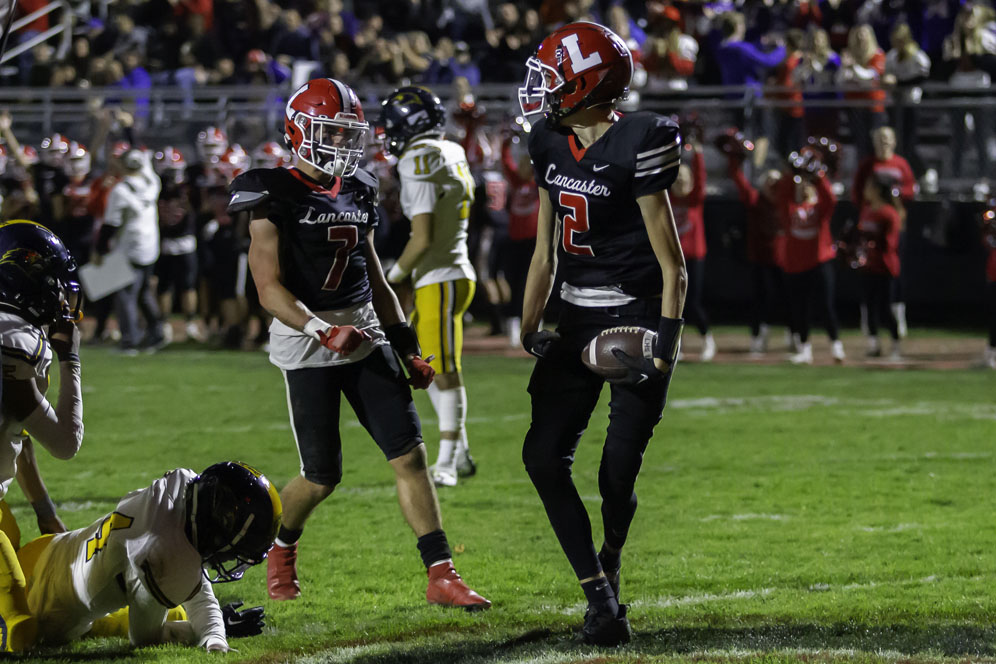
[12,339,996,663]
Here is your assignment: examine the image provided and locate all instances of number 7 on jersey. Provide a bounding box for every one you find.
[323,226,359,290]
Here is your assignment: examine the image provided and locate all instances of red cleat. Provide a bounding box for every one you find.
[267,542,301,601]
[426,561,491,611]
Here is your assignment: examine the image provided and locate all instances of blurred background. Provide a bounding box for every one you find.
[0,0,994,356]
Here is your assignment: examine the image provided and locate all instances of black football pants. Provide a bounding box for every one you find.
[522,300,672,582]
[859,272,899,340]
[784,261,840,343]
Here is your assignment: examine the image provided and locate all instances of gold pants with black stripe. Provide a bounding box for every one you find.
[413,279,475,374]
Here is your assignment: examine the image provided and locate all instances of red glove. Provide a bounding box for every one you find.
[317,325,371,355]
[404,356,435,390]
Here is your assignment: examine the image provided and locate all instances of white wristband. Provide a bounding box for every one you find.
[303,317,328,341]
[386,263,407,284]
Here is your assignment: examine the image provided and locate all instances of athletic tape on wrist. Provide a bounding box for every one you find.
[303,317,328,342]
[386,263,407,284]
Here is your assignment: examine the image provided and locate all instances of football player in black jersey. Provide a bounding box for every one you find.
[230,78,489,611]
[517,22,687,645]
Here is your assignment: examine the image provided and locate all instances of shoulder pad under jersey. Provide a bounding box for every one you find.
[349,166,378,191]
[227,168,290,213]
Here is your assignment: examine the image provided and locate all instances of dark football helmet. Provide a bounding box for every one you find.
[185,461,282,583]
[518,21,633,124]
[378,86,446,157]
[0,220,81,327]
[285,78,368,177]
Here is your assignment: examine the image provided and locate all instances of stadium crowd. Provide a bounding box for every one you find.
[0,0,994,366]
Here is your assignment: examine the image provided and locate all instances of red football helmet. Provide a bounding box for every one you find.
[518,21,633,124]
[219,144,250,179]
[39,133,70,167]
[284,78,368,177]
[252,141,292,169]
[65,141,91,178]
[154,146,187,184]
[197,126,229,162]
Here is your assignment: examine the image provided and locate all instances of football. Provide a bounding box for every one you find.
[581,326,656,381]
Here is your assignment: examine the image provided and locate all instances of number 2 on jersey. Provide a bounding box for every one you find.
[323,226,359,291]
[559,192,594,257]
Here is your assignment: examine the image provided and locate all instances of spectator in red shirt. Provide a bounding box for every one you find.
[983,208,996,369]
[853,125,915,336]
[728,153,787,355]
[773,163,844,364]
[643,5,698,92]
[671,141,714,361]
[500,132,538,348]
[856,173,903,359]
[835,24,887,160]
[852,127,916,203]
[768,29,807,161]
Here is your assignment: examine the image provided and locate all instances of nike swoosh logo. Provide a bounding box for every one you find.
[230,190,268,202]
[592,164,609,172]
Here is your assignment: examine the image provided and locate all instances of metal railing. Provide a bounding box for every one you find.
[0,82,992,187]
[0,82,993,120]
[0,0,73,65]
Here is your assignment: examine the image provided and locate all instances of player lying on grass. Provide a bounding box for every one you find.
[20,462,278,652]
[232,77,489,610]
[0,219,85,651]
[517,21,686,646]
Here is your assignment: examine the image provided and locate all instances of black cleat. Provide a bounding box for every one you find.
[581,602,631,647]
[598,551,621,601]
[455,451,477,478]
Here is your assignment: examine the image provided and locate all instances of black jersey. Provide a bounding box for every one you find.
[528,112,681,299]
[229,166,379,312]
[158,181,197,240]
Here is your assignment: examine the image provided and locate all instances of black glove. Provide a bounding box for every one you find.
[522,330,561,359]
[610,348,667,385]
[221,601,265,638]
[610,316,684,386]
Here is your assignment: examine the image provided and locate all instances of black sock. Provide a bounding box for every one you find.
[276,525,303,547]
[599,543,621,571]
[581,577,619,613]
[416,529,452,569]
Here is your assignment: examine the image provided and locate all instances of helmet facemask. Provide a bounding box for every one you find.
[518,57,565,124]
[187,476,268,583]
[293,112,368,177]
[185,462,280,584]
[0,246,82,326]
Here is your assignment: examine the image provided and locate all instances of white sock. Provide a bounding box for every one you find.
[427,384,465,468]
[455,387,469,456]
